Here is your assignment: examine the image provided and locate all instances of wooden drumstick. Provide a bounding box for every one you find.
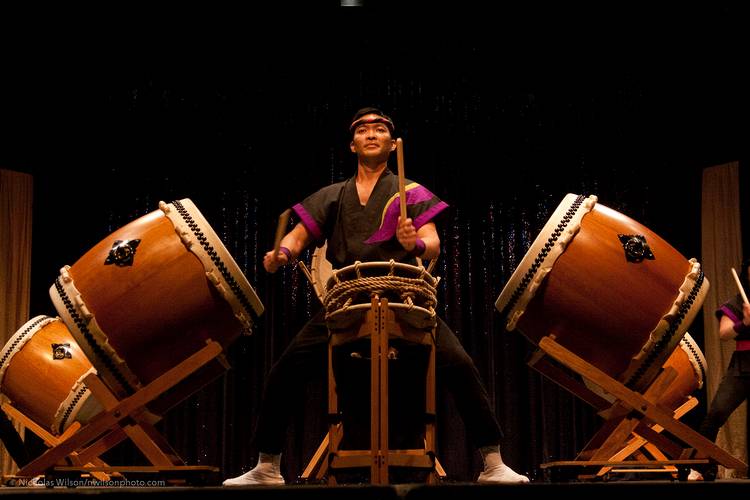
[397,138,423,267]
[273,209,291,259]
[731,267,750,305]
[396,138,407,222]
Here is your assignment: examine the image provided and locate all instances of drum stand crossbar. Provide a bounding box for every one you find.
[1,404,113,483]
[301,296,446,485]
[5,340,223,484]
[531,335,747,481]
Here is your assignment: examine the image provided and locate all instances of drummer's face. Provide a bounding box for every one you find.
[350,116,396,160]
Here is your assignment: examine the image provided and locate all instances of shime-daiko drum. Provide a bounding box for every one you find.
[495,194,708,392]
[311,242,438,330]
[0,316,102,435]
[49,199,264,398]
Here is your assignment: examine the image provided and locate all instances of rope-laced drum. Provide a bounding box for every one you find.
[311,243,438,330]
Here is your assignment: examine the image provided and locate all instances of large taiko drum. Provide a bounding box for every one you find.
[0,316,102,435]
[49,199,264,398]
[311,242,438,330]
[495,194,708,392]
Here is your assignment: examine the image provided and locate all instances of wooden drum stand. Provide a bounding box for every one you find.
[5,341,223,484]
[301,295,445,485]
[532,335,747,481]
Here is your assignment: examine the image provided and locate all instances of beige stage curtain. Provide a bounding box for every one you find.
[701,161,745,478]
[0,169,34,476]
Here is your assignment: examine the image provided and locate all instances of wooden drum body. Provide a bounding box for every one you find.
[657,333,706,411]
[49,199,264,398]
[496,194,708,392]
[0,316,102,435]
[586,332,707,411]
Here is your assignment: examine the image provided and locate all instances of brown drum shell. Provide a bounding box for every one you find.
[60,210,242,388]
[51,200,262,403]
[515,203,700,386]
[0,317,98,434]
[656,339,703,411]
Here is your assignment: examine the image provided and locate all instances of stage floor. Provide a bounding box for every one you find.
[2,480,750,499]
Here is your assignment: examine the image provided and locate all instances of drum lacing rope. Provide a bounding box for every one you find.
[324,261,438,319]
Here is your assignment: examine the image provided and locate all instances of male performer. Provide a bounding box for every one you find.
[223,107,529,486]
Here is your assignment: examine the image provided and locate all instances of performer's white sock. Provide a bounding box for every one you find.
[477,445,530,483]
[687,468,704,481]
[222,452,285,486]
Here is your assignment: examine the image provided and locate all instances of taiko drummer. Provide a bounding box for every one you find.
[223,107,529,486]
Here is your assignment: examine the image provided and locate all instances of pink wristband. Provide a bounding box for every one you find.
[734,321,750,334]
[279,246,293,262]
[408,238,426,257]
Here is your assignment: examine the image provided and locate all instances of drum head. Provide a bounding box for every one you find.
[323,260,438,330]
[310,241,333,302]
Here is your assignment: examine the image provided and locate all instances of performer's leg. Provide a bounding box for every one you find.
[434,318,529,483]
[224,310,328,486]
[434,318,501,446]
[691,359,750,481]
[698,373,750,442]
[253,310,328,454]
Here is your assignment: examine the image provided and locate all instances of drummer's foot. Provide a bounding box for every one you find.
[477,446,530,484]
[223,453,284,486]
[478,464,530,484]
[687,469,703,481]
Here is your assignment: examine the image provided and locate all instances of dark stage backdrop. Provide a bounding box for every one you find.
[2,8,748,482]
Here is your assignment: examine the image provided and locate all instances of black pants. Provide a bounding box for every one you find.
[698,350,750,442]
[253,310,503,454]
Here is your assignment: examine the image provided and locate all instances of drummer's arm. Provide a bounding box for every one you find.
[719,304,750,341]
[416,222,440,261]
[397,217,440,261]
[264,222,313,273]
[718,315,737,341]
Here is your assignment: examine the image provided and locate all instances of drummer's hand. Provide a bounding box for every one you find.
[743,302,750,327]
[397,216,417,252]
[263,249,289,273]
